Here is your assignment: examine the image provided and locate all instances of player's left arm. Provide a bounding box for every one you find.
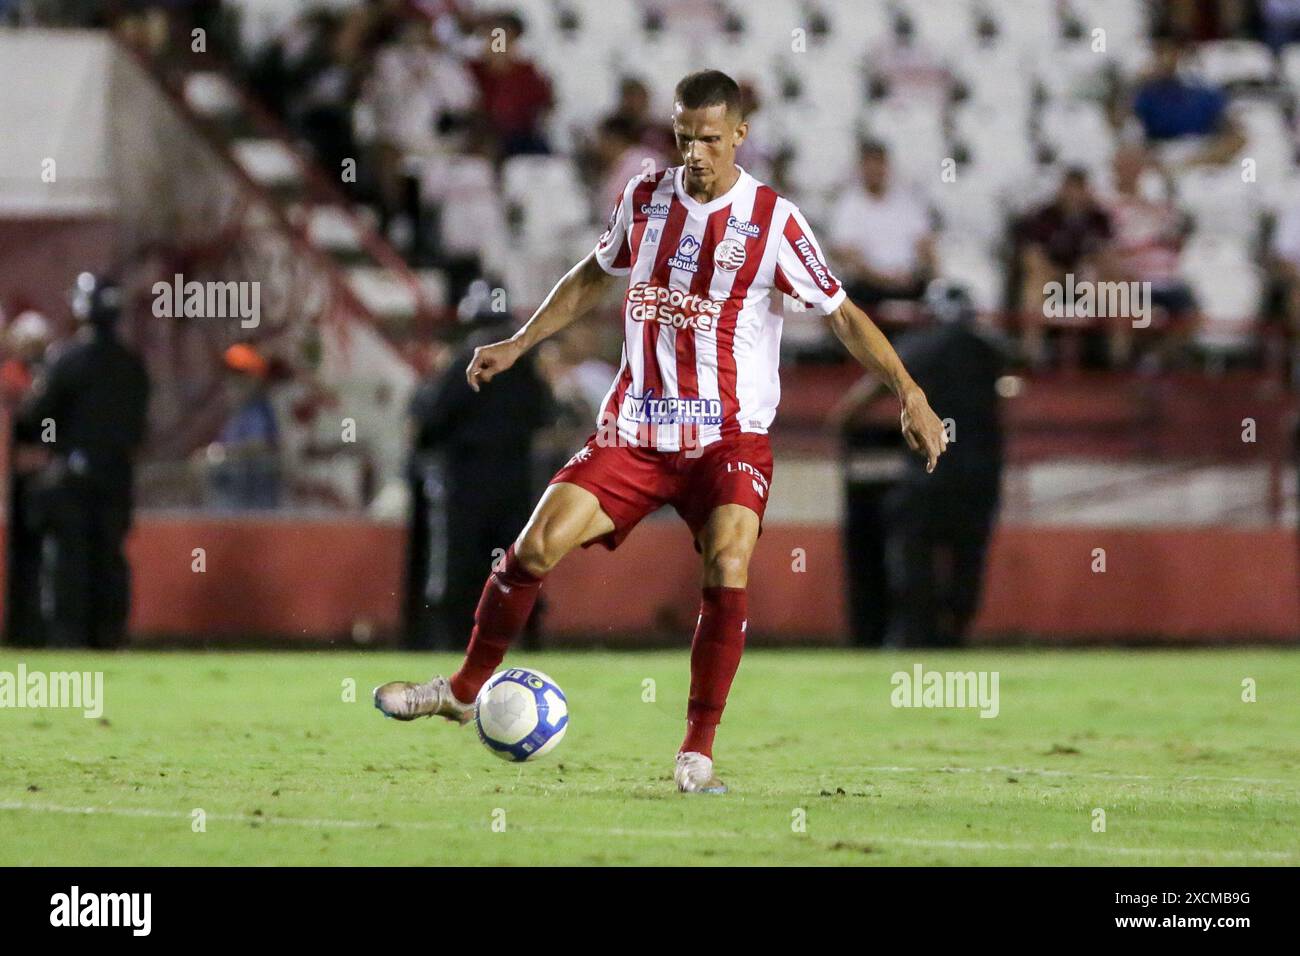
[827,297,948,473]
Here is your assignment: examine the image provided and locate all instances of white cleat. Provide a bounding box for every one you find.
[373,675,475,724]
[675,751,728,794]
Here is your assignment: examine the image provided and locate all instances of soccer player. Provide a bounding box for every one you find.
[375,70,948,793]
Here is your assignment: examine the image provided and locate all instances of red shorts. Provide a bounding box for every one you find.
[548,431,775,551]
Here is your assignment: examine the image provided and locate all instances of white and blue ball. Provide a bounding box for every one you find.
[475,668,568,761]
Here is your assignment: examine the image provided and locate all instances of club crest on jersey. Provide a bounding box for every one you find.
[667,234,701,273]
[714,237,747,272]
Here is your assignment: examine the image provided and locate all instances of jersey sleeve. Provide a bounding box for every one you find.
[593,179,634,276]
[774,205,846,314]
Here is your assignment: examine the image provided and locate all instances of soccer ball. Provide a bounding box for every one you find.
[475,668,569,761]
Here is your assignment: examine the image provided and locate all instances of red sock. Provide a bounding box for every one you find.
[449,545,544,703]
[681,586,748,759]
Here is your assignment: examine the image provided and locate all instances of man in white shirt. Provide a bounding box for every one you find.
[829,140,937,308]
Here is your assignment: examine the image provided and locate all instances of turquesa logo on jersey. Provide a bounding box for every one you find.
[622,388,723,426]
[726,216,761,237]
[714,237,747,272]
[793,235,834,291]
[625,282,721,331]
[667,234,701,273]
[640,202,670,218]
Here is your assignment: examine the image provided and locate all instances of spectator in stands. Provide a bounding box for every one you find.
[468,12,554,161]
[1130,36,1245,167]
[1,310,52,406]
[734,80,787,190]
[1268,194,1300,377]
[204,344,283,511]
[16,275,150,649]
[827,140,937,309]
[363,18,477,252]
[593,115,664,212]
[609,76,675,157]
[1016,167,1113,366]
[1104,144,1197,367]
[3,310,54,648]
[1261,0,1300,49]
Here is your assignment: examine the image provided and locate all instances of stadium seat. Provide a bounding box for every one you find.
[935,234,1004,311]
[930,175,1007,253]
[1191,39,1276,88]
[901,0,981,59]
[1173,166,1263,243]
[982,0,1062,51]
[1038,99,1115,174]
[1179,235,1263,355]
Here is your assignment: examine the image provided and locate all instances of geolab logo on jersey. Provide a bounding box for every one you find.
[713,237,747,272]
[726,216,761,237]
[667,234,701,273]
[640,202,670,218]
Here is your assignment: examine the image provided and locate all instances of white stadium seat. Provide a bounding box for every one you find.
[1179,235,1262,354]
[1191,39,1276,88]
[1174,166,1263,243]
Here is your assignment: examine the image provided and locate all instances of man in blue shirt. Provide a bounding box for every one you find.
[1132,38,1245,165]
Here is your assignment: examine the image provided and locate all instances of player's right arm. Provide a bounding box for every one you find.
[466,251,615,392]
[468,180,637,393]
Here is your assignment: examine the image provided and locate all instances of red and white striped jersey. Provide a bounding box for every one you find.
[592,165,845,452]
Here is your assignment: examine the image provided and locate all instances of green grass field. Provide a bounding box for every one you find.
[1,647,1297,866]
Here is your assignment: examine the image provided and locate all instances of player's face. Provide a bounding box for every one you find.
[673,103,747,194]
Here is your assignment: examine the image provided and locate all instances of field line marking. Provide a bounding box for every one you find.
[845,765,1297,786]
[0,801,1295,861]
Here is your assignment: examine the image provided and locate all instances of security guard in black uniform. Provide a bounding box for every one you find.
[405,294,555,650]
[17,274,151,649]
[834,280,1008,648]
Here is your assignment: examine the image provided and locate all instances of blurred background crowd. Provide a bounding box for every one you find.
[2,0,1297,648]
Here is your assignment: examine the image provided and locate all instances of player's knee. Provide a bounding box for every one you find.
[514,530,557,576]
[704,545,751,587]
